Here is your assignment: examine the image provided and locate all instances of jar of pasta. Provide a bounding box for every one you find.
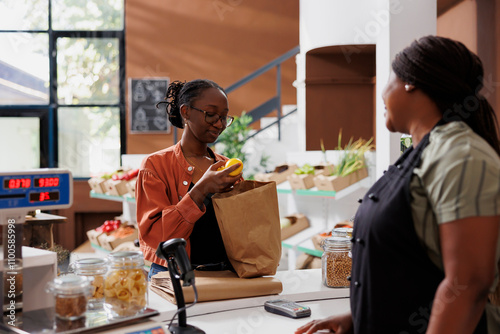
[70,258,108,310]
[103,251,148,318]
[321,237,352,288]
[46,275,92,320]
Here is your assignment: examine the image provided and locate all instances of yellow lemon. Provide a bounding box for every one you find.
[219,158,243,176]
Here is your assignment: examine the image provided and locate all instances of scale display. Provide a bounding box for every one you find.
[0,169,72,211]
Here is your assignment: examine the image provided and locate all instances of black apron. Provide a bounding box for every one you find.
[350,131,487,333]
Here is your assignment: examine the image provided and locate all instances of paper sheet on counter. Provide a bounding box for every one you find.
[150,270,283,304]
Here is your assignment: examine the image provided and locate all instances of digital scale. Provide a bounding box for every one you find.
[0,169,73,221]
[0,169,72,331]
[0,169,163,334]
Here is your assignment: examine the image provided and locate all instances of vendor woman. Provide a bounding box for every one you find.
[297,36,500,333]
[135,79,242,280]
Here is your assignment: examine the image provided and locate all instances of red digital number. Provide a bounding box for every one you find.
[39,192,49,201]
[8,178,30,189]
[22,179,31,188]
[38,177,59,187]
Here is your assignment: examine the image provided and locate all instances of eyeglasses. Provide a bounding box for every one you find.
[189,106,234,127]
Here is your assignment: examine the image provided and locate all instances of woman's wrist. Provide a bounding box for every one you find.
[189,184,207,209]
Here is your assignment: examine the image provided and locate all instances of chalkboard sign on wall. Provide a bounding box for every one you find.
[129,78,170,133]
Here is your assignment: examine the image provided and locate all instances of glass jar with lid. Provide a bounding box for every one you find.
[46,275,92,320]
[103,251,148,318]
[321,236,352,288]
[332,227,353,238]
[70,258,108,310]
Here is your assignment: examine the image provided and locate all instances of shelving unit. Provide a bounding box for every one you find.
[277,175,371,269]
[90,191,136,203]
[89,166,372,271]
[90,190,137,224]
[88,191,138,254]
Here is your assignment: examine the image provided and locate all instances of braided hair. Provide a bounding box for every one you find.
[392,35,500,155]
[156,79,226,129]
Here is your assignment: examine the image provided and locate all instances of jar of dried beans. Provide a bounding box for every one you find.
[70,258,108,310]
[46,275,91,320]
[104,251,148,318]
[321,237,352,288]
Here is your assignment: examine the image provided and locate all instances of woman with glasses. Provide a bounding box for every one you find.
[135,79,242,280]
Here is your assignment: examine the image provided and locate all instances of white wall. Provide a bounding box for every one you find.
[298,0,436,177]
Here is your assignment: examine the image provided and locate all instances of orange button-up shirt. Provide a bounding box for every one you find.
[135,142,229,267]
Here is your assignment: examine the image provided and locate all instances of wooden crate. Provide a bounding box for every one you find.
[313,167,368,192]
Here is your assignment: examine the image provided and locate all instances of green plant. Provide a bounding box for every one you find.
[214,111,271,179]
[214,111,253,166]
[320,138,328,163]
[334,130,373,177]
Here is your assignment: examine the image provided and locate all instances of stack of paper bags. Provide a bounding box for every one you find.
[150,270,283,304]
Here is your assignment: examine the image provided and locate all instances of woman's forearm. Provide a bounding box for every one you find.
[426,277,489,334]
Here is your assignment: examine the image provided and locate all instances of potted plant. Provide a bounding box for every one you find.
[214,112,269,179]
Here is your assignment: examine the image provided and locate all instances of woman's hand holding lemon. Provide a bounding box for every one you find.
[189,159,243,208]
[217,158,243,176]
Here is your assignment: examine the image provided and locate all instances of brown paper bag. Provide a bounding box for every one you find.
[212,180,282,278]
[150,270,283,304]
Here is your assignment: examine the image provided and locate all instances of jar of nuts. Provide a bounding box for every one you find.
[45,275,92,320]
[104,251,148,318]
[70,258,108,310]
[321,237,352,288]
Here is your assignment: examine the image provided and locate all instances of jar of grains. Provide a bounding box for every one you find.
[104,251,148,318]
[321,237,352,288]
[46,275,92,320]
[70,258,108,310]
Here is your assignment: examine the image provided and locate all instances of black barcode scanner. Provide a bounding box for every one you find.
[156,238,195,286]
[156,238,205,334]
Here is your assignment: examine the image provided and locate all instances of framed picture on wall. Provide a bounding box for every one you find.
[129,78,170,133]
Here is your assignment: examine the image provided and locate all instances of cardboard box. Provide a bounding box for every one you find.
[313,167,368,192]
[126,178,137,198]
[105,179,129,196]
[313,163,335,176]
[281,213,310,240]
[88,177,108,194]
[254,164,298,185]
[98,227,138,251]
[287,173,315,190]
[311,231,332,251]
[86,229,105,247]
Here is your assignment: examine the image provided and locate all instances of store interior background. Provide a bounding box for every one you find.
[1,0,498,253]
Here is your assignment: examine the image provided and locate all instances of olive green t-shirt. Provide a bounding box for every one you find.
[409,121,500,332]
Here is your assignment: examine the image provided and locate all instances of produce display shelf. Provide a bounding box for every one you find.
[295,189,336,197]
[90,242,111,253]
[276,183,336,198]
[90,191,136,203]
[297,240,323,258]
[281,226,325,250]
